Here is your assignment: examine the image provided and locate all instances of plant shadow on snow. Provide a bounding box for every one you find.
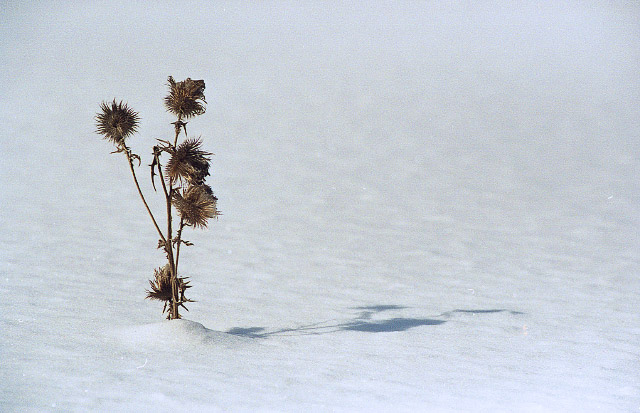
[226,306,523,338]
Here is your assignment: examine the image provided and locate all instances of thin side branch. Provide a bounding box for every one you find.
[124,146,166,243]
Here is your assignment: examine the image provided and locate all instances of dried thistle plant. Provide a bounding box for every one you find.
[96,76,219,320]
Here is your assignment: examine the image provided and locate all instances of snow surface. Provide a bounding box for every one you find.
[1,1,639,411]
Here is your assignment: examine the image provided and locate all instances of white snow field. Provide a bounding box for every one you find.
[1,1,639,411]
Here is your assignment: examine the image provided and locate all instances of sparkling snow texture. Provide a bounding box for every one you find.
[1,2,639,411]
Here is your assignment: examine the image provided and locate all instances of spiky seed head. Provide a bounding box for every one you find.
[146,265,193,317]
[164,76,206,119]
[145,265,172,302]
[172,184,219,228]
[95,99,139,145]
[166,137,211,185]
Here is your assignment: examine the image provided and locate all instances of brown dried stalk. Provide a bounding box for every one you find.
[96,76,219,320]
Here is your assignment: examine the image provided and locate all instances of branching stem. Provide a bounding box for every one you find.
[152,140,180,319]
[158,117,186,320]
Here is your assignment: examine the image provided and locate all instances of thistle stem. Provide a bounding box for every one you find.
[166,206,179,319]
[159,164,179,319]
[168,122,182,319]
[124,147,166,243]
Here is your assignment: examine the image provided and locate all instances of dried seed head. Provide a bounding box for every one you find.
[166,137,211,185]
[95,99,139,145]
[146,265,193,317]
[172,184,219,228]
[164,76,206,119]
[145,265,172,302]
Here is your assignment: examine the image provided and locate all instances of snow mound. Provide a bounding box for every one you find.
[114,319,253,351]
